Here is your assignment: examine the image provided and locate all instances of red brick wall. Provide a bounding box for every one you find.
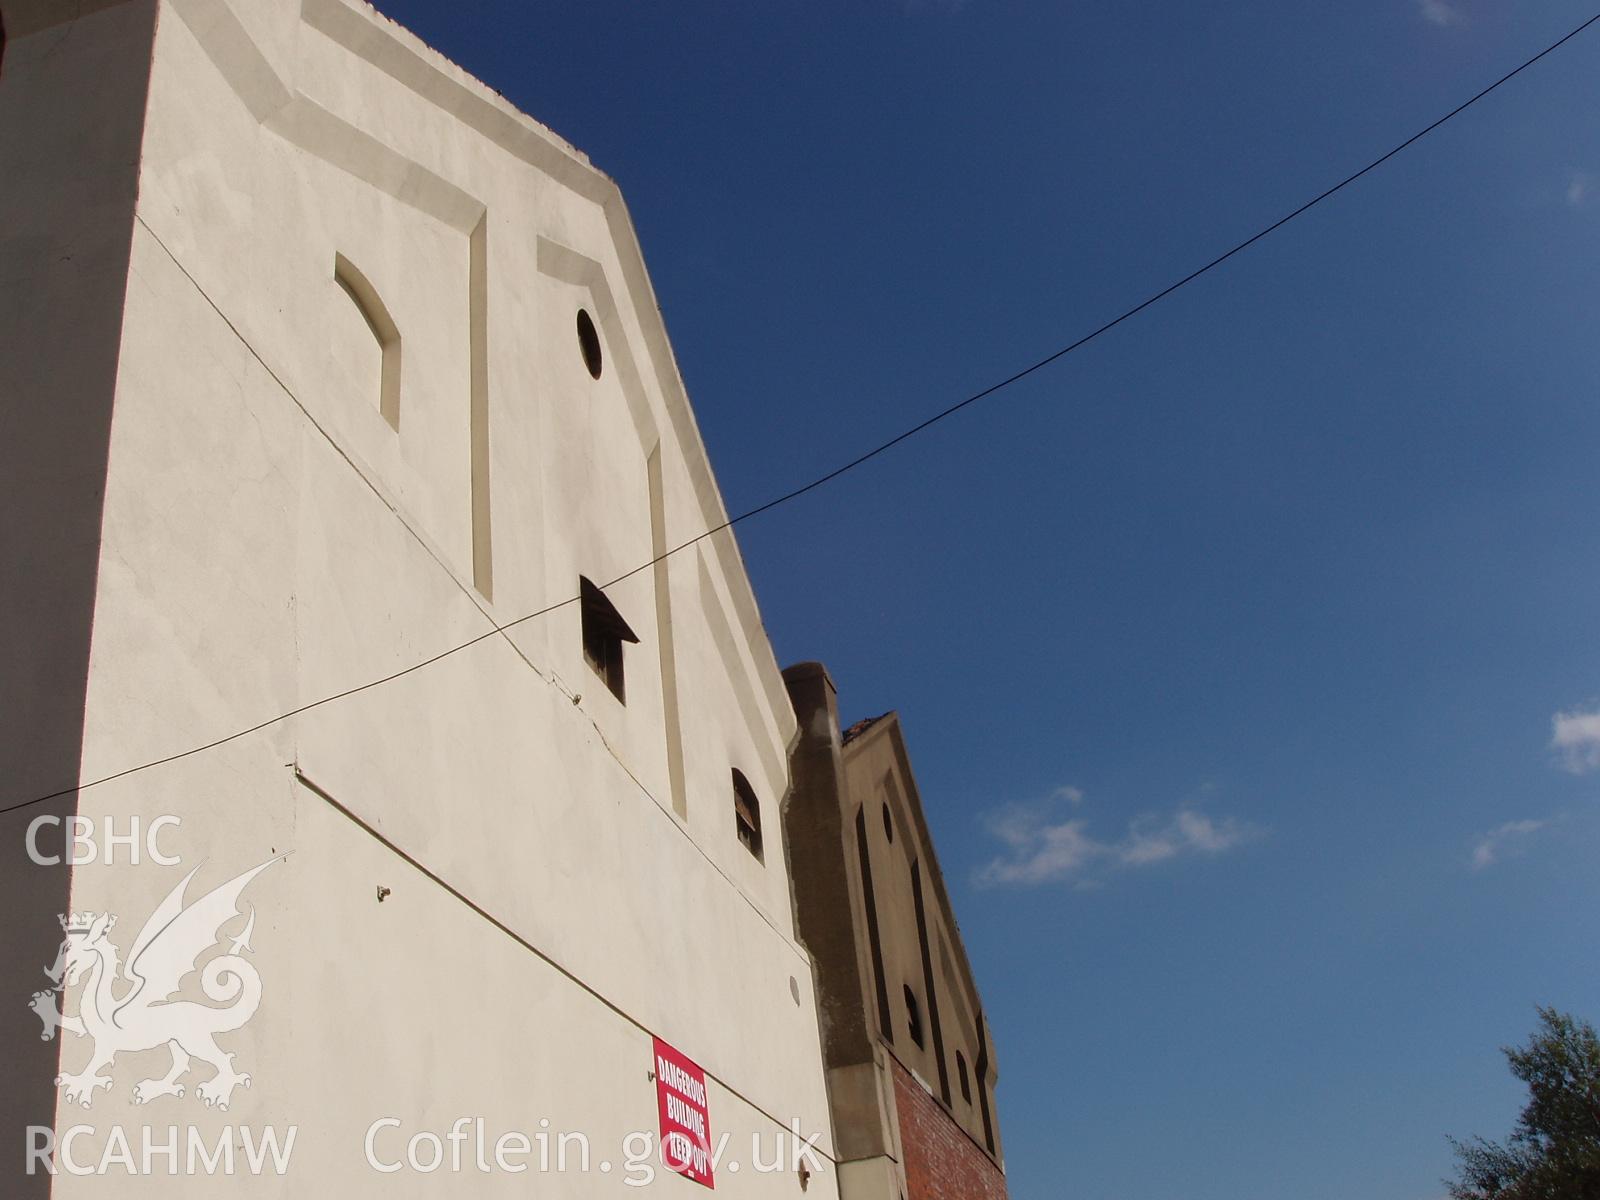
[890,1057,1007,1200]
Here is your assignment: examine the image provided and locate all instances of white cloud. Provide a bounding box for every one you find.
[1567,172,1591,208]
[976,790,1258,888]
[1551,706,1600,773]
[978,810,1100,886]
[1470,819,1547,870]
[1418,0,1459,27]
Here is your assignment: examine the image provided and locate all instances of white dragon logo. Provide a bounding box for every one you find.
[27,857,280,1111]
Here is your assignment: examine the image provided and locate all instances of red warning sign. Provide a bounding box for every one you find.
[653,1036,715,1189]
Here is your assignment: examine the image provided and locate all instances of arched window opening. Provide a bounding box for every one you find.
[334,252,401,429]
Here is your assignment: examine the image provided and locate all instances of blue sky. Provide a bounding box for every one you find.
[372,2,1600,1197]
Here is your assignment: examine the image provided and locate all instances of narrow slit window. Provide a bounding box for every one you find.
[334,252,402,429]
[733,769,764,862]
[957,1052,971,1104]
[976,1023,996,1153]
[904,985,924,1048]
[856,808,894,1043]
[580,576,637,703]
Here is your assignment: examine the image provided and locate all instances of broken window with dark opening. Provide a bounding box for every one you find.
[580,576,637,703]
[733,769,764,862]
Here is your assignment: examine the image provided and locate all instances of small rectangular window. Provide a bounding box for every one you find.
[580,577,638,703]
[733,769,764,861]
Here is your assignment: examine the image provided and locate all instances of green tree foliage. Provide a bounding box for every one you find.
[1447,1008,1600,1199]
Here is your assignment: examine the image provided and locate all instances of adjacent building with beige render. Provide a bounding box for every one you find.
[786,665,1007,1200]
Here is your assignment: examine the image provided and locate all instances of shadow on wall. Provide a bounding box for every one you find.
[0,0,157,1191]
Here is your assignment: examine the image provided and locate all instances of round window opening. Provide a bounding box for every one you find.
[576,309,603,380]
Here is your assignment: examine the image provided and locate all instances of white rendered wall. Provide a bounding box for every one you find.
[9,0,839,1193]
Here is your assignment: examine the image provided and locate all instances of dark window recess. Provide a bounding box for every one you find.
[957,1052,972,1103]
[975,1016,996,1154]
[576,309,603,379]
[856,808,894,1044]
[910,858,951,1104]
[579,576,637,702]
[904,985,924,1048]
[732,769,764,861]
[882,803,894,843]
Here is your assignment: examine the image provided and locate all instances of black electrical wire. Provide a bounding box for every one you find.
[4,10,1596,819]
